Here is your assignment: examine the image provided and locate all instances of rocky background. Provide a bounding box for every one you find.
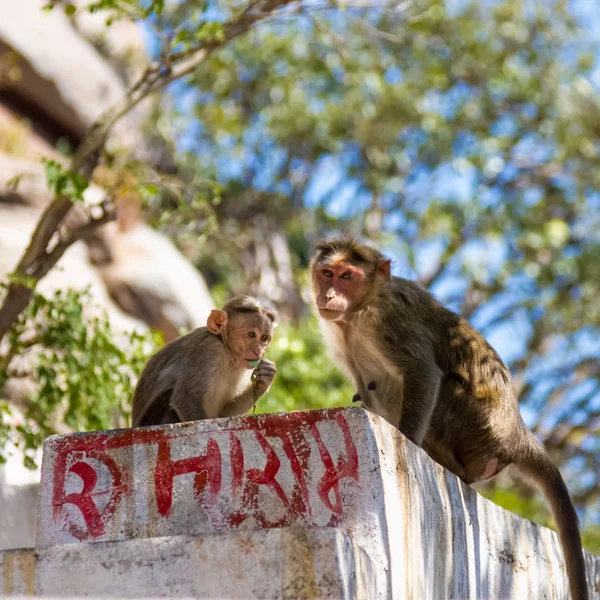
[0,0,214,550]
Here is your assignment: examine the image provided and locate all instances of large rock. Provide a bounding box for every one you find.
[0,203,148,338]
[0,196,214,344]
[0,106,58,164]
[0,153,58,206]
[0,448,39,552]
[36,407,600,599]
[94,219,216,337]
[0,0,145,149]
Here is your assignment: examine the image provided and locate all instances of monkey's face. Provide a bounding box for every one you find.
[226,312,274,368]
[312,261,369,321]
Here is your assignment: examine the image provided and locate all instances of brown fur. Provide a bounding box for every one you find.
[310,233,588,600]
[131,295,277,427]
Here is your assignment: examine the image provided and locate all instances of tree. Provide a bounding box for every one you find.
[0,0,347,460]
[1,0,599,548]
[0,0,310,345]
[148,0,600,529]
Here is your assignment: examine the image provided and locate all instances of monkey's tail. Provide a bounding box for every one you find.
[515,432,589,600]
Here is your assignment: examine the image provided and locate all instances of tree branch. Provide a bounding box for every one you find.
[34,207,118,281]
[0,0,296,345]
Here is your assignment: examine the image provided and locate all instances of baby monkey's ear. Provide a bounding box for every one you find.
[207,309,228,334]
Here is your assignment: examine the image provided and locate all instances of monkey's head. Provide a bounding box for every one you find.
[207,295,277,368]
[310,234,391,322]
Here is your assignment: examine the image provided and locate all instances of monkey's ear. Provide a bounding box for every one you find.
[377,259,391,281]
[207,309,228,334]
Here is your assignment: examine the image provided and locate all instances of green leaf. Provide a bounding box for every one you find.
[6,174,23,192]
[41,159,89,202]
[195,22,225,43]
[6,272,38,290]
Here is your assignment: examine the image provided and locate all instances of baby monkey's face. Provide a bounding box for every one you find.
[206,297,277,369]
[228,312,274,369]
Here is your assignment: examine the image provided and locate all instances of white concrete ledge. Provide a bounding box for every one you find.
[1,526,376,598]
[35,407,600,598]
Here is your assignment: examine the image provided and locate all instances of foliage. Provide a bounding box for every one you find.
[0,286,157,468]
[255,318,353,414]
[150,0,600,523]
[0,0,300,466]
[42,159,89,203]
[582,525,600,556]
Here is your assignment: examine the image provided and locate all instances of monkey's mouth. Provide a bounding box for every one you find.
[318,308,344,320]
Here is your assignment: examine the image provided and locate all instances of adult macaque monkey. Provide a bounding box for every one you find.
[131,295,277,427]
[310,233,588,600]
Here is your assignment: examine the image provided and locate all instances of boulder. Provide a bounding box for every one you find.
[0,0,145,149]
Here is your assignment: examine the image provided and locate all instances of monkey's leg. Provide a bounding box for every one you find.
[169,379,207,423]
[220,388,255,418]
[422,437,469,482]
[429,378,508,484]
[160,408,182,425]
[170,400,207,423]
[169,379,209,422]
[136,392,177,427]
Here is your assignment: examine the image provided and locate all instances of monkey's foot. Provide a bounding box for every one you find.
[480,457,499,481]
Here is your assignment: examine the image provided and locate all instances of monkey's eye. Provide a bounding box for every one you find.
[322,269,334,278]
[340,271,353,280]
[261,334,269,342]
[247,331,256,339]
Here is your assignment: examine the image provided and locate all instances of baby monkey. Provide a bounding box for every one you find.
[310,233,588,600]
[131,295,277,427]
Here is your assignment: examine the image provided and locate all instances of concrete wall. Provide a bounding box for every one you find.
[2,407,600,598]
[0,528,378,599]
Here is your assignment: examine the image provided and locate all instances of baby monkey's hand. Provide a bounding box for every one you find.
[253,359,276,396]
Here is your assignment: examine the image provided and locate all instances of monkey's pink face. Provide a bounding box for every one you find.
[228,313,274,368]
[313,262,368,321]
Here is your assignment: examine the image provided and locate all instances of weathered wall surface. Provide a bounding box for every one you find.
[372,417,600,599]
[1,528,377,599]
[38,409,374,545]
[36,408,391,596]
[29,407,600,599]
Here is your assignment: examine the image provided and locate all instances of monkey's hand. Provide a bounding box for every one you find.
[253,359,276,398]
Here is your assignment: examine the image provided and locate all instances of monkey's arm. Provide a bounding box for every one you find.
[396,360,442,445]
[380,310,443,445]
[220,360,276,418]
